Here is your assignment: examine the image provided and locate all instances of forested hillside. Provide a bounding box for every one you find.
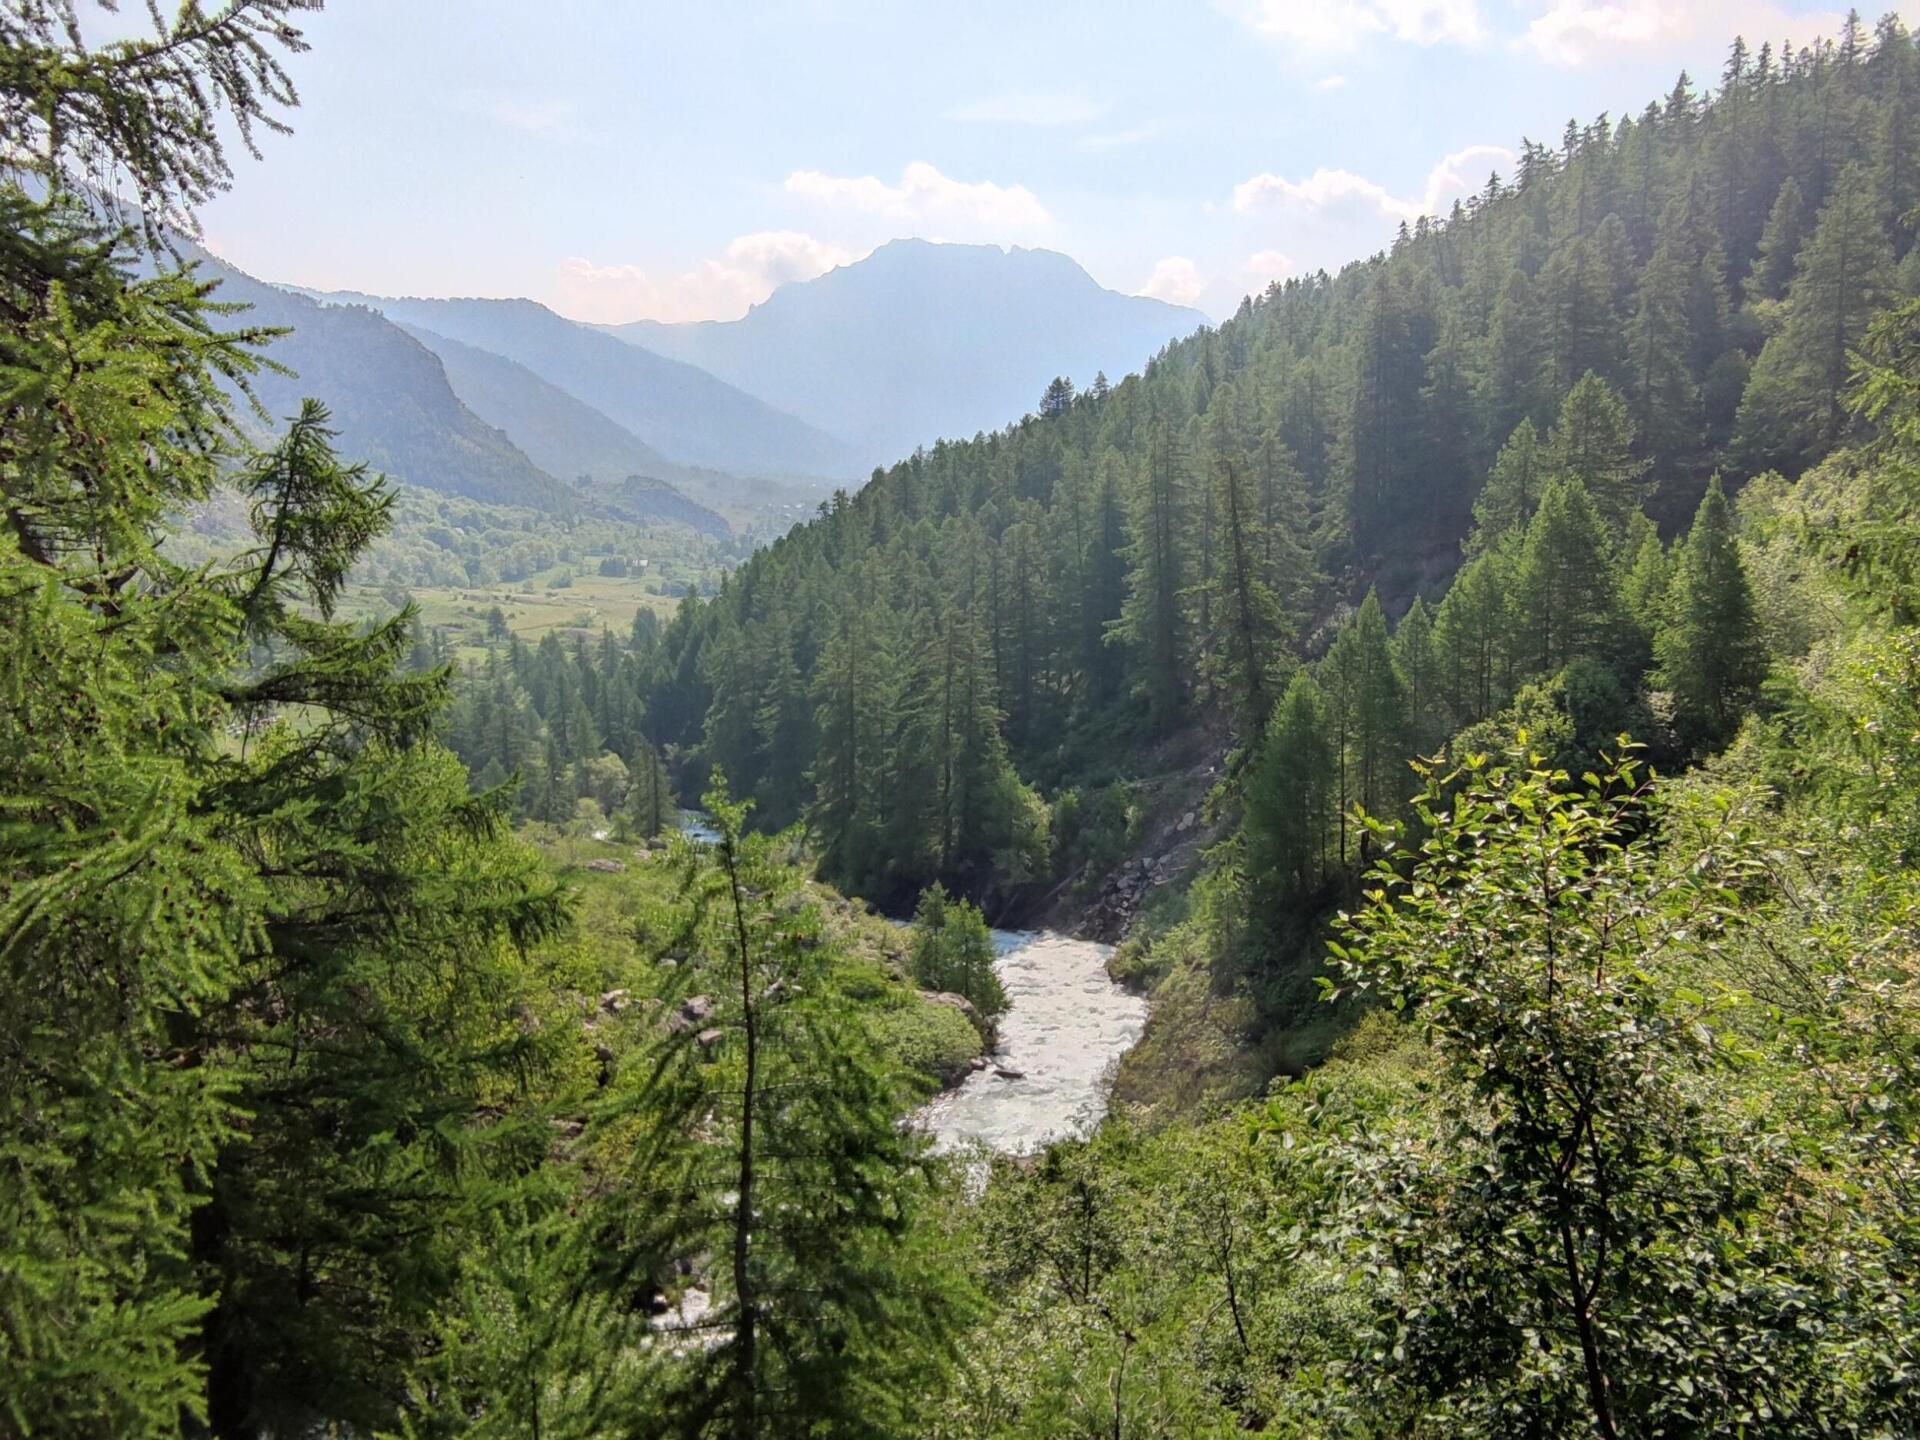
[616,16,1920,915]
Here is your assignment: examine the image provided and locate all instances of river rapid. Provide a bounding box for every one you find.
[673,813,1143,1156]
[918,929,1146,1155]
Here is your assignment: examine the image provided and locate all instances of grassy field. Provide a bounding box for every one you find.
[348,563,681,654]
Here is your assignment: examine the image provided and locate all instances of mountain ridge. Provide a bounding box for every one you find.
[600,238,1207,464]
[306,289,862,480]
[191,250,575,512]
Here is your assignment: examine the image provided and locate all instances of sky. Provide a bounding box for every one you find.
[193,0,1907,324]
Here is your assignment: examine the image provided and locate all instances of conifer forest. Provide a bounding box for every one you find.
[8,3,1920,1436]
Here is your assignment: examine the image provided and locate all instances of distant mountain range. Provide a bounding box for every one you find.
[394,323,676,484]
[192,250,577,513]
[308,292,861,481]
[185,238,1207,529]
[602,239,1206,464]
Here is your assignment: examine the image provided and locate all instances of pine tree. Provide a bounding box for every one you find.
[1241,671,1334,918]
[602,781,972,1439]
[1318,592,1405,863]
[1734,162,1896,470]
[1203,454,1292,741]
[1393,597,1444,756]
[0,11,568,1434]
[908,883,1008,1019]
[808,599,889,889]
[1549,373,1652,532]
[1511,477,1621,678]
[1656,477,1769,749]
[1112,422,1193,730]
[1627,226,1703,472]
[1432,549,1513,728]
[1467,418,1548,553]
[1748,175,1809,302]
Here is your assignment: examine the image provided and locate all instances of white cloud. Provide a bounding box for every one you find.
[1418,143,1514,215]
[1242,249,1296,291]
[553,230,857,324]
[1220,0,1485,52]
[1519,1,1863,68]
[1137,256,1206,307]
[1233,143,1515,223]
[1234,166,1413,220]
[1315,74,1350,91]
[784,160,1051,232]
[944,92,1106,126]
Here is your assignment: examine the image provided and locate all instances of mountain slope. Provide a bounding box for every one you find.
[394,322,673,484]
[196,253,572,511]
[604,239,1206,463]
[314,292,860,480]
[584,474,730,539]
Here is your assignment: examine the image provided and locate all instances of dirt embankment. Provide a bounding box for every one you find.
[1035,724,1231,946]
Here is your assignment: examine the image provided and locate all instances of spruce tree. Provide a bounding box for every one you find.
[1393,597,1444,756]
[1656,476,1769,749]
[1112,421,1192,731]
[1747,175,1808,302]
[1511,478,1621,678]
[1318,592,1405,863]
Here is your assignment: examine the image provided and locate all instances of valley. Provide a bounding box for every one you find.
[10,6,1920,1439]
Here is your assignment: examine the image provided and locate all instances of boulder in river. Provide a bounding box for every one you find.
[923,988,994,1044]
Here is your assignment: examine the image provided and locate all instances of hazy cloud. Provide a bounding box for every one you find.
[1077,124,1163,152]
[945,92,1106,126]
[1418,143,1515,214]
[784,161,1051,232]
[1234,166,1411,220]
[1315,74,1351,92]
[553,231,856,324]
[489,98,577,138]
[1519,1,1862,67]
[1137,256,1206,307]
[1220,0,1486,52]
[1241,249,1297,291]
[1233,143,1514,222]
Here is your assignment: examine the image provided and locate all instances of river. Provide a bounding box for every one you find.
[918,929,1146,1155]
[674,813,1143,1155]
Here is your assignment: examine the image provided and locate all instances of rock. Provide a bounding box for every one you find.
[924,990,982,1025]
[970,1055,990,1071]
[696,1027,724,1051]
[585,858,627,873]
[657,957,677,970]
[599,988,631,1014]
[994,1067,1026,1081]
[667,994,714,1034]
[1177,810,1195,833]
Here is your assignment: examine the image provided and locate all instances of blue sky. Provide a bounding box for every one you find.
[197,1,1899,322]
